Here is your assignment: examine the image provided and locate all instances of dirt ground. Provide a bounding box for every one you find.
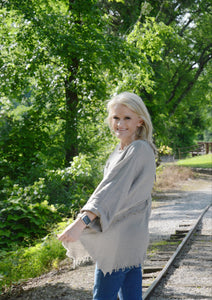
[1,169,211,300]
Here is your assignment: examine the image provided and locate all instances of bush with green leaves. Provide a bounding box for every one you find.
[156,145,173,166]
[0,178,61,250]
[0,153,104,252]
[44,154,97,216]
[0,154,101,251]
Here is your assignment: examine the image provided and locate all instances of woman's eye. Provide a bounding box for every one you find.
[113,116,119,120]
[125,117,131,120]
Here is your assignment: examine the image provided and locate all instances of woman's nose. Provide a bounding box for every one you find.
[117,119,122,126]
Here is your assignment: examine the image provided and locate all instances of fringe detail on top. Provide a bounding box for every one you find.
[96,257,146,276]
[62,240,92,268]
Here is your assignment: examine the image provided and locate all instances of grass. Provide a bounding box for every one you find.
[177,154,212,168]
[0,238,66,291]
[147,240,180,256]
[0,219,72,294]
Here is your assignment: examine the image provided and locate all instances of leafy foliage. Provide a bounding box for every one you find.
[0,178,60,250]
[139,0,212,150]
[44,154,97,215]
[0,153,103,251]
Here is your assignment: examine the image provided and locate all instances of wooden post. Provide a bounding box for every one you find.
[206,143,209,154]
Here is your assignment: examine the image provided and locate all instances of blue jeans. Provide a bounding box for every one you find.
[93,265,142,300]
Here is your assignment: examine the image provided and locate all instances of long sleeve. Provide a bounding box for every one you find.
[81,140,156,232]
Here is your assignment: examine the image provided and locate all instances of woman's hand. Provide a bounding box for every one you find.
[57,218,86,243]
[58,211,97,243]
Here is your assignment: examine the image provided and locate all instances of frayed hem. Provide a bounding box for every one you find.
[98,263,142,276]
[68,254,93,269]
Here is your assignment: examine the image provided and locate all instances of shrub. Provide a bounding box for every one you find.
[0,178,61,250]
[0,154,102,251]
[158,145,173,156]
[155,145,173,166]
[45,154,96,216]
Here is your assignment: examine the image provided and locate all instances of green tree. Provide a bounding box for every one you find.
[0,0,126,176]
[104,0,212,150]
[141,0,212,150]
[1,0,211,180]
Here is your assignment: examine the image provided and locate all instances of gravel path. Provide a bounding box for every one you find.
[1,173,211,300]
[149,177,211,242]
[148,205,212,299]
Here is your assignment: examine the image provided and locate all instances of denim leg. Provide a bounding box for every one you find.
[93,265,126,300]
[118,266,142,300]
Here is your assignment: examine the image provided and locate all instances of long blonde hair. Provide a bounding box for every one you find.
[107,92,155,149]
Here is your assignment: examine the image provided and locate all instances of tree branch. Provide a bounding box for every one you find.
[155,0,165,22]
[170,50,211,116]
[166,42,212,109]
[179,18,193,36]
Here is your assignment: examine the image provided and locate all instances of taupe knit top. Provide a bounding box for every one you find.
[63,140,156,275]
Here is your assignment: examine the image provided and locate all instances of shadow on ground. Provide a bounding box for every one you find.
[0,282,93,300]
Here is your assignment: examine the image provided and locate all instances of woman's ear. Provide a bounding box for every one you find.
[137,119,144,127]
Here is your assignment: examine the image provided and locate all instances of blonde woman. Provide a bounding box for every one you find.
[58,92,156,300]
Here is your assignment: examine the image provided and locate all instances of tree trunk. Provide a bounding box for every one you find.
[64,0,81,166]
[64,57,79,166]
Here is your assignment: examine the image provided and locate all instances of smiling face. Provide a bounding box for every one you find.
[111,104,143,149]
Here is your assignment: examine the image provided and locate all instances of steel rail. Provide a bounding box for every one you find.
[143,203,211,300]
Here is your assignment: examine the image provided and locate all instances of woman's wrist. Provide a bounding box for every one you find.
[77,211,97,228]
[78,211,97,221]
[84,211,97,221]
[77,217,87,229]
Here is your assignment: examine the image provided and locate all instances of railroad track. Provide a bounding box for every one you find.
[142,204,211,299]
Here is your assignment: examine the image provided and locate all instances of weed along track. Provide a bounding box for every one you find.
[142,204,212,299]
